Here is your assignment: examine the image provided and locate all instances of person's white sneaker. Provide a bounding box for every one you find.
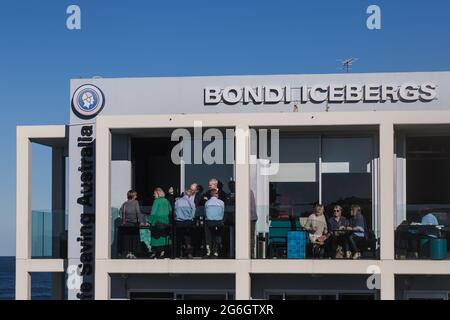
[346,251,352,259]
[353,252,361,260]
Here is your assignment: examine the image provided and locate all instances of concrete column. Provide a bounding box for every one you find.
[380,261,395,300]
[15,259,31,300]
[379,123,395,261]
[235,262,251,300]
[94,261,110,300]
[235,125,250,260]
[16,127,32,260]
[16,128,32,300]
[95,120,111,260]
[95,119,112,300]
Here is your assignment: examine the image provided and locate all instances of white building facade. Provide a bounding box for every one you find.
[16,72,450,300]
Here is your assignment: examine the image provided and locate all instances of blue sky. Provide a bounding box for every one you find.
[0,0,449,255]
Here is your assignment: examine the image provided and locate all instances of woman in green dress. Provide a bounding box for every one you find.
[148,187,172,258]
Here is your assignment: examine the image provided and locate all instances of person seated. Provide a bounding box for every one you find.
[347,204,366,259]
[420,209,440,239]
[174,189,196,258]
[304,204,328,258]
[204,189,225,258]
[327,205,350,259]
[421,212,439,226]
[148,187,172,259]
[395,220,419,259]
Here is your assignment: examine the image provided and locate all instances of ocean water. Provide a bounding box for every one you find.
[0,256,52,300]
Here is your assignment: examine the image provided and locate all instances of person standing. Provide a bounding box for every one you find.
[202,178,228,204]
[119,190,142,259]
[148,187,172,258]
[186,183,202,208]
[174,189,196,258]
[204,189,225,258]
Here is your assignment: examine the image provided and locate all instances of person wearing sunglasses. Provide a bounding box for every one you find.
[327,205,350,259]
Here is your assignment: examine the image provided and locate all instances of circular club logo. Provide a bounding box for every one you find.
[72,84,105,119]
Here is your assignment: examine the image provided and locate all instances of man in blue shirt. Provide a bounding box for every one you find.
[204,189,225,257]
[174,190,196,258]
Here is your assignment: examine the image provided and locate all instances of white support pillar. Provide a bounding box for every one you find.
[95,120,112,260]
[15,259,31,300]
[235,272,251,300]
[95,118,112,299]
[235,261,251,300]
[235,125,251,260]
[16,127,32,260]
[379,122,395,261]
[16,127,32,300]
[380,261,395,300]
[94,261,110,300]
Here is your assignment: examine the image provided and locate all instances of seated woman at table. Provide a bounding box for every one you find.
[327,205,350,259]
[148,187,172,259]
[304,204,328,258]
[347,204,366,259]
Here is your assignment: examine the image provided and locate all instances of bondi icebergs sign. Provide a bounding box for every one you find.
[204,83,437,105]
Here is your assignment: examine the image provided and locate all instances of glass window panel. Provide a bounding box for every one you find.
[322,137,373,173]
[321,137,373,227]
[269,182,319,219]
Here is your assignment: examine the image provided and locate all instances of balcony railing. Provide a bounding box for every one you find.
[111,206,235,259]
[31,210,67,259]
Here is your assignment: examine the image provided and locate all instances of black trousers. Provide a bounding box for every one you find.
[328,233,350,256]
[205,221,224,254]
[175,220,194,256]
[117,224,139,256]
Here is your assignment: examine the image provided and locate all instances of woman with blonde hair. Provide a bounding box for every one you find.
[148,187,172,258]
[304,204,328,258]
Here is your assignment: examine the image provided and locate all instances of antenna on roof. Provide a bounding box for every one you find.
[337,58,358,73]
